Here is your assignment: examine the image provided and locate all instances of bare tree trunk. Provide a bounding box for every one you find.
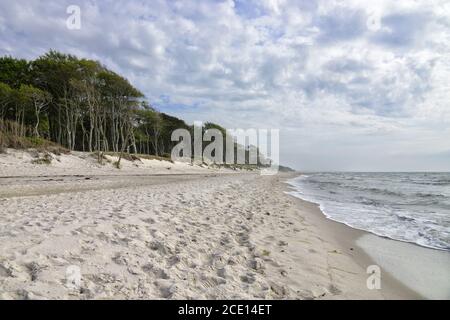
[34,102,41,137]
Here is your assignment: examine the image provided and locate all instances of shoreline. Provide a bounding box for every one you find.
[282,173,450,299]
[282,179,420,299]
[0,167,447,299]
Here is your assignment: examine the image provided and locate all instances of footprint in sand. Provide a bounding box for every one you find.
[142,263,170,279]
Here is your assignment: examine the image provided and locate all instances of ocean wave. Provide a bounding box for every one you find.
[355,197,383,207]
[411,179,450,186]
[394,214,416,222]
[307,179,343,187]
[360,187,404,197]
[326,183,406,198]
[414,192,445,198]
[286,173,450,251]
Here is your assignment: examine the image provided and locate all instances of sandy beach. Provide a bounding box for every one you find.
[1,0,450,305]
[0,150,448,299]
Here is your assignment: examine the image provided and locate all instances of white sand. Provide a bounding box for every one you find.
[0,148,229,177]
[0,150,418,299]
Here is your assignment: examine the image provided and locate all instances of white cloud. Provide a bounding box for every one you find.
[0,0,449,170]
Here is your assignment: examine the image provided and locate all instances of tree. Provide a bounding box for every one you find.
[135,108,164,155]
[159,113,190,156]
[32,51,83,147]
[0,50,246,165]
[0,57,30,88]
[98,69,143,153]
[0,82,13,120]
[19,85,52,137]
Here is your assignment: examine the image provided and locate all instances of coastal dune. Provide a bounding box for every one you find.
[0,148,219,178]
[0,162,414,299]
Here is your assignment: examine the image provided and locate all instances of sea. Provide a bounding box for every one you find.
[286,172,450,251]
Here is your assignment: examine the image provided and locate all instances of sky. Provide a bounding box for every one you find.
[0,0,449,171]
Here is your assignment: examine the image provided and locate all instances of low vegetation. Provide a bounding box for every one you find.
[31,153,53,165]
[0,119,69,154]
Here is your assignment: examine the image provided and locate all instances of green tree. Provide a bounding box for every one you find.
[19,84,52,137]
[0,82,13,120]
[0,56,30,88]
